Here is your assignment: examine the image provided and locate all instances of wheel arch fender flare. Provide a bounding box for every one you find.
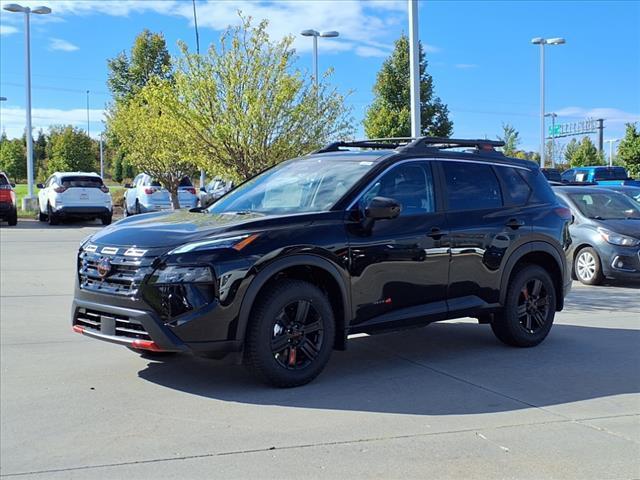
[500,241,566,308]
[236,254,351,347]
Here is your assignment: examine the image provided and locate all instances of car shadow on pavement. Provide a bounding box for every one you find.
[0,219,102,229]
[138,322,640,416]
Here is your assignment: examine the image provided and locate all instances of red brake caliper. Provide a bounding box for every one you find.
[288,347,297,366]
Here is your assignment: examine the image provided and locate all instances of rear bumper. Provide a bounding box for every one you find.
[54,206,112,217]
[0,201,16,217]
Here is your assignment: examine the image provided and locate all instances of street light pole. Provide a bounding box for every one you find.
[545,112,557,167]
[531,37,565,169]
[3,4,51,209]
[605,138,620,167]
[408,0,421,138]
[86,90,90,137]
[300,29,339,89]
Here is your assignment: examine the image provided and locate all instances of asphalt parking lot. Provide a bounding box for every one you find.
[1,220,639,480]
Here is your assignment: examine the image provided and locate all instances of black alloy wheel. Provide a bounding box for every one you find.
[491,265,556,347]
[271,299,324,370]
[245,279,335,387]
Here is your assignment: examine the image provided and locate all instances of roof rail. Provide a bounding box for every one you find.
[312,136,505,155]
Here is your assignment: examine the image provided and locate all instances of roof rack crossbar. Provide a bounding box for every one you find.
[311,136,506,155]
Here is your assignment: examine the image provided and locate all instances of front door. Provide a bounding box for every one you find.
[346,160,449,333]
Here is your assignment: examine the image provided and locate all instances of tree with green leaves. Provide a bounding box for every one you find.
[173,15,353,181]
[568,136,604,167]
[364,34,452,139]
[110,80,197,209]
[617,123,640,178]
[0,139,26,182]
[107,29,172,101]
[564,138,579,164]
[47,126,96,174]
[497,123,520,156]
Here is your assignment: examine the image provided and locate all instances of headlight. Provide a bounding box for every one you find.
[597,228,640,247]
[148,265,213,284]
[169,233,259,254]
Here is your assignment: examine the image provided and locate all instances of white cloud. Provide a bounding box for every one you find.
[0,106,105,138]
[0,0,411,58]
[49,38,79,52]
[0,24,18,36]
[554,107,640,125]
[455,63,478,69]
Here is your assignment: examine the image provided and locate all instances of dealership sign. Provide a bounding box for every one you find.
[548,118,598,138]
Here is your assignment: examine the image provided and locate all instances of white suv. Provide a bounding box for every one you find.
[123,174,197,215]
[37,172,112,225]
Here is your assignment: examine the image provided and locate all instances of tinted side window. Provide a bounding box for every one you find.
[522,168,557,204]
[496,167,531,206]
[361,162,436,216]
[0,174,9,186]
[442,161,502,211]
[561,169,575,182]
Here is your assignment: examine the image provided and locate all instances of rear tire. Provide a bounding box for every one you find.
[47,204,59,226]
[491,265,556,347]
[101,214,112,226]
[574,247,603,285]
[7,210,17,226]
[245,279,335,388]
[38,210,47,222]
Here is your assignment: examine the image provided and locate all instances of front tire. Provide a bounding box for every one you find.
[101,213,112,226]
[574,247,603,285]
[491,265,556,347]
[245,279,335,388]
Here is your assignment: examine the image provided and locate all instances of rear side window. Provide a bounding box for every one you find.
[594,167,628,181]
[60,176,103,188]
[442,161,503,211]
[521,168,557,204]
[0,174,9,186]
[496,167,531,206]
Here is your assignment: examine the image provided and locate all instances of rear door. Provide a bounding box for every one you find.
[439,160,534,313]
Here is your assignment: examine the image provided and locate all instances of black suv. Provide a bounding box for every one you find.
[72,137,572,387]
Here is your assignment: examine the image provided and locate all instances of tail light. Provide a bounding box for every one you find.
[53,186,67,193]
[144,187,157,194]
[184,187,196,195]
[554,206,572,220]
[100,185,109,193]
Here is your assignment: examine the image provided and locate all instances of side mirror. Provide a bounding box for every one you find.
[124,183,132,189]
[365,196,401,220]
[36,183,44,189]
[10,183,16,188]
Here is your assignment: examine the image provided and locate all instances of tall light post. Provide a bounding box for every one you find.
[408,0,421,138]
[605,138,620,167]
[545,112,557,167]
[3,3,51,209]
[531,37,565,168]
[86,90,90,137]
[300,29,339,89]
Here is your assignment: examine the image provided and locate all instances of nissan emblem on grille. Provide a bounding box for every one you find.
[97,258,112,279]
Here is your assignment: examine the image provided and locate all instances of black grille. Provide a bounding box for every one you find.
[74,308,151,340]
[78,248,156,296]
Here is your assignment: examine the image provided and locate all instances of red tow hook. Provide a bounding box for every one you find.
[132,339,164,352]
[72,325,85,334]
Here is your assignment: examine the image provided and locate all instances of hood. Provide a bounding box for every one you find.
[90,210,269,247]
[596,219,640,239]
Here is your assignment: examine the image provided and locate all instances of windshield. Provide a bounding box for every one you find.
[568,191,640,220]
[208,157,376,215]
[594,167,628,181]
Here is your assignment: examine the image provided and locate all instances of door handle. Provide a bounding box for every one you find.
[505,218,525,229]
[427,227,445,239]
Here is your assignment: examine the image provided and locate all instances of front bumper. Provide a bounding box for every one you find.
[600,244,640,281]
[71,296,242,357]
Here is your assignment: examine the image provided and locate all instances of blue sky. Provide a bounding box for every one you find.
[1,0,639,158]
